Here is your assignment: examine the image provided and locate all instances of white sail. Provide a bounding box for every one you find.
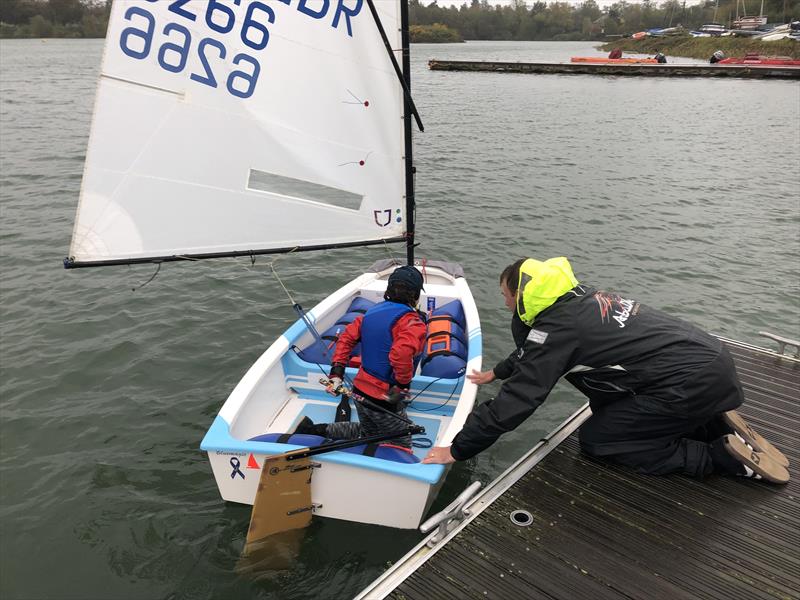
[69,0,406,265]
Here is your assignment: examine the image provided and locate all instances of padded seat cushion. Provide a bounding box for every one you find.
[248,433,420,463]
[248,433,327,446]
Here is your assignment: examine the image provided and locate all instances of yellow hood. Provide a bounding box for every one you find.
[516,257,579,325]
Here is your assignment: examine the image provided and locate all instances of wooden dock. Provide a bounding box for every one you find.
[429,59,800,79]
[357,338,800,599]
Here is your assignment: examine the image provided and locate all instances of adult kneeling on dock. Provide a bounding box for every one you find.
[422,257,790,484]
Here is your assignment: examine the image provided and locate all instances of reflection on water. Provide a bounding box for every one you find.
[238,529,307,576]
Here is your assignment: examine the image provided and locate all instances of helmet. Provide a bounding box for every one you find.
[387,265,424,292]
[713,50,725,59]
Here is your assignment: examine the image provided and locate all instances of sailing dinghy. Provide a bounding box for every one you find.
[65,0,481,529]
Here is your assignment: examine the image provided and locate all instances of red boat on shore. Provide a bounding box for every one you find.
[718,54,800,66]
[570,57,658,64]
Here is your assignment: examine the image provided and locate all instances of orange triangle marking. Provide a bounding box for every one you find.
[246,453,260,469]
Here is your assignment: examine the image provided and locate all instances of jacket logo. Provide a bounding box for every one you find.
[612,298,635,328]
[526,328,548,344]
[594,292,639,329]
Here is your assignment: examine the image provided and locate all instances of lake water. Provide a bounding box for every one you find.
[1,39,798,600]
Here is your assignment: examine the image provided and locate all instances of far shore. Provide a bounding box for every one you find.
[600,36,799,60]
[3,33,798,61]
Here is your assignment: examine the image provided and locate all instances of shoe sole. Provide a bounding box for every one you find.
[724,410,789,467]
[724,434,790,484]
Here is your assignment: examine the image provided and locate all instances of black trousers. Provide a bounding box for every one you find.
[578,348,744,479]
[324,388,412,448]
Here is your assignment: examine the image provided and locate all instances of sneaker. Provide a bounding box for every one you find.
[723,410,789,467]
[723,434,790,484]
[293,416,315,435]
[292,416,329,437]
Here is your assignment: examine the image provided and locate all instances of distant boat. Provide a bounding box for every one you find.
[694,1,727,36]
[646,27,683,36]
[756,24,792,40]
[726,28,764,36]
[571,57,658,64]
[733,15,768,29]
[696,23,727,35]
[719,54,800,66]
[732,0,767,29]
[631,31,647,40]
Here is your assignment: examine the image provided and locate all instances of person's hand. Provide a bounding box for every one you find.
[386,384,410,404]
[466,369,496,385]
[422,446,456,464]
[325,377,343,396]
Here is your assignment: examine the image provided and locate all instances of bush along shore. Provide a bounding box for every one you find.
[600,36,800,60]
[410,24,463,43]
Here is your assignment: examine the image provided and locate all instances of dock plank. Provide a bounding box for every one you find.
[387,341,800,600]
[428,59,800,79]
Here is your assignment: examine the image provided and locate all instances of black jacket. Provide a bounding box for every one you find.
[450,285,732,460]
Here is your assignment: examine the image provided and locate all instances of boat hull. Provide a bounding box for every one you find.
[719,56,800,65]
[201,260,482,528]
[571,57,658,64]
[206,444,447,528]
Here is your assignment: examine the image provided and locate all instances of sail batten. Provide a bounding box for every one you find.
[100,73,184,96]
[68,0,406,267]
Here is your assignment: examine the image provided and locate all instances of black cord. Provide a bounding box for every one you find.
[408,368,465,413]
[409,379,461,413]
[407,374,447,399]
[131,261,161,292]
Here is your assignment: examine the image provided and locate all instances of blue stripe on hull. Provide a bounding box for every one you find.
[200,415,445,485]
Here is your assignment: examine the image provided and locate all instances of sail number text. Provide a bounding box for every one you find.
[118,0,364,99]
[119,1,266,98]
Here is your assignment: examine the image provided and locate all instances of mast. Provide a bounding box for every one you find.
[400,0,415,266]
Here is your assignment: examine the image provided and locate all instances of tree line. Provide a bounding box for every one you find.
[0,0,797,40]
[0,0,110,38]
[410,0,800,41]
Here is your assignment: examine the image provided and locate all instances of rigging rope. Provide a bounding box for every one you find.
[268,260,298,307]
[130,261,162,292]
[381,238,404,264]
